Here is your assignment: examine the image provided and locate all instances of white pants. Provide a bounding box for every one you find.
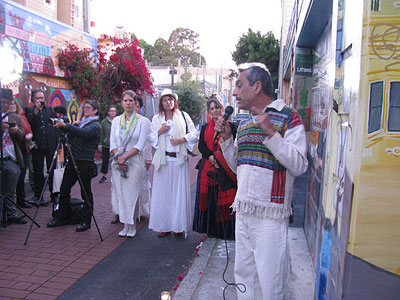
[235,212,289,300]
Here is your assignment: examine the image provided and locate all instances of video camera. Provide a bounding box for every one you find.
[48,106,70,126]
[48,116,69,126]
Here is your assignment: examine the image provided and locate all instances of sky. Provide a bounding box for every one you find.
[90,0,282,69]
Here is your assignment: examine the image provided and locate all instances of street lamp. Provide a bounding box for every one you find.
[169,66,177,87]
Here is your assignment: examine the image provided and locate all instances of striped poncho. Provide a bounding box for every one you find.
[220,99,308,219]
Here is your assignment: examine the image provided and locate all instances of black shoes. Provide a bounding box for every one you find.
[47,218,90,232]
[76,222,91,232]
[47,218,70,228]
[99,176,108,183]
[18,201,33,208]
[7,217,27,224]
[28,196,39,206]
[111,214,119,224]
[28,196,49,207]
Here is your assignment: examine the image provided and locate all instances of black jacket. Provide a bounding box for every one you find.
[64,120,101,162]
[25,106,60,152]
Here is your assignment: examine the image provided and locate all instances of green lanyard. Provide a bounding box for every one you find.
[120,112,138,136]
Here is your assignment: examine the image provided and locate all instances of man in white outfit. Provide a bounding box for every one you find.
[215,63,308,300]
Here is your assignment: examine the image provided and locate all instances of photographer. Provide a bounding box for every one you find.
[25,88,60,206]
[47,100,101,232]
[0,88,27,224]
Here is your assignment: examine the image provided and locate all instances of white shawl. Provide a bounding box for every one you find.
[152,110,188,170]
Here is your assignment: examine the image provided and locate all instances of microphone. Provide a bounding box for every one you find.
[222,106,234,121]
[39,101,46,107]
[214,105,234,140]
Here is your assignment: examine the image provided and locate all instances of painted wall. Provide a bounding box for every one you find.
[341,2,400,298]
[299,0,400,299]
[0,0,96,108]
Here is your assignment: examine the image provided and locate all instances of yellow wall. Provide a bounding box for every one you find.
[348,0,400,275]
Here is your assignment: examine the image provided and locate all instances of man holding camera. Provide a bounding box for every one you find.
[1,88,27,224]
[25,88,60,206]
[47,100,101,232]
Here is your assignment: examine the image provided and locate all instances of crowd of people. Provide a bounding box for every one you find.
[1,62,308,300]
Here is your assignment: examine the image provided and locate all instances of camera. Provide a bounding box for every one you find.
[7,122,16,127]
[48,118,60,126]
[48,116,69,126]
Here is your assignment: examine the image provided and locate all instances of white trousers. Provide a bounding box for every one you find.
[235,212,289,300]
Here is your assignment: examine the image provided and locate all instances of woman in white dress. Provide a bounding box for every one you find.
[148,89,198,237]
[110,90,150,238]
[134,96,152,221]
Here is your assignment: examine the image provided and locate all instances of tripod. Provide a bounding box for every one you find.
[24,133,103,245]
[0,93,40,229]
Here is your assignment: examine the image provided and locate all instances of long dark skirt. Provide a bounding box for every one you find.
[192,172,235,239]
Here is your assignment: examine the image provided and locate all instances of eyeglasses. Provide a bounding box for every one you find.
[34,96,45,100]
[83,106,93,110]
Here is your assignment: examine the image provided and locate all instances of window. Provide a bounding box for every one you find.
[74,5,80,18]
[388,82,400,132]
[368,81,383,133]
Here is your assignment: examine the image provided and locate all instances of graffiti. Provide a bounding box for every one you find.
[2,1,96,77]
[300,88,309,107]
[45,78,71,89]
[385,146,400,156]
[370,23,400,71]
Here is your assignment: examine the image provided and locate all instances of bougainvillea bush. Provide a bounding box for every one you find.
[57,35,154,106]
[57,44,101,98]
[98,35,154,101]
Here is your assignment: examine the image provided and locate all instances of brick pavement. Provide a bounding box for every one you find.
[0,156,201,300]
[0,172,147,300]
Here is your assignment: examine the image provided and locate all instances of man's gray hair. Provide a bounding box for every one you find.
[238,62,274,98]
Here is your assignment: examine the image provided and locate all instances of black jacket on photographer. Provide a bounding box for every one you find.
[25,104,61,201]
[25,105,59,152]
[63,119,101,162]
[54,116,101,227]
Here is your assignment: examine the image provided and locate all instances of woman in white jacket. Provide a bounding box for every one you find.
[148,89,198,237]
[110,90,150,238]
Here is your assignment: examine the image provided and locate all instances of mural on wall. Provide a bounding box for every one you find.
[8,73,82,122]
[351,0,400,275]
[0,0,96,82]
[0,0,96,122]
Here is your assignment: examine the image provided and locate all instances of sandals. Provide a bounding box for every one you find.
[157,232,170,237]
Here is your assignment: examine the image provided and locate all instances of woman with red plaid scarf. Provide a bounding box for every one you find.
[192,97,237,239]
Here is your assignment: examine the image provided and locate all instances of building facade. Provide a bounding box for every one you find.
[279,0,400,299]
[0,0,96,120]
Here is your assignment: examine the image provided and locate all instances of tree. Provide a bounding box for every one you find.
[175,80,205,125]
[169,27,200,67]
[134,28,205,67]
[137,38,156,63]
[232,29,280,98]
[151,38,176,66]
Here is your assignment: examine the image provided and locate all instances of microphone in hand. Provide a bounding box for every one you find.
[214,105,234,140]
[222,106,234,122]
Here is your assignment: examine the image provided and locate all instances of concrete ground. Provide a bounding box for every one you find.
[173,227,315,300]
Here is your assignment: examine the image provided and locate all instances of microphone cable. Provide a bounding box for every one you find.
[211,127,246,299]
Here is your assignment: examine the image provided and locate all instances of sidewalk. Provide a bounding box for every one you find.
[174,227,315,300]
